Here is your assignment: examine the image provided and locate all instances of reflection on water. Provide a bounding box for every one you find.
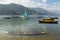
[0,15,60,40]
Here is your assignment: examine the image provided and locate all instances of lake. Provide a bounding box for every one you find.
[0,15,60,40]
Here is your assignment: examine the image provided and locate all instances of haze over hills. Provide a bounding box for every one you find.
[49,10,60,16]
[29,8,53,15]
[0,3,54,15]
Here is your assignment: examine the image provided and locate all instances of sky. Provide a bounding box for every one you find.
[0,0,60,11]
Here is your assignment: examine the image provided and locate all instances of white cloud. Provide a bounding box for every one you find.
[0,0,47,8]
[46,2,60,11]
[41,0,47,9]
[42,0,47,3]
[0,0,13,4]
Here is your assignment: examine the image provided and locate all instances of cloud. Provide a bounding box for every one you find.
[0,0,13,4]
[46,2,60,11]
[20,0,43,8]
[42,0,47,2]
[19,0,47,8]
[0,0,47,8]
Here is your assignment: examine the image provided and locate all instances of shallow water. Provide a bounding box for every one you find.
[0,15,60,40]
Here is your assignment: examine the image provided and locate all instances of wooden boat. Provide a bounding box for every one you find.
[7,31,47,35]
[39,18,58,24]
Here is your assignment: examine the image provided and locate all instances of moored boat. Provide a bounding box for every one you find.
[39,18,58,24]
[6,31,47,35]
[12,16,20,18]
[4,17,11,19]
[50,17,58,19]
[50,16,58,19]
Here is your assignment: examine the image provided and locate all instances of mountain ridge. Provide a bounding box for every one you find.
[0,3,53,15]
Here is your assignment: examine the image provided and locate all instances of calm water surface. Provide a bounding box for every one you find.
[0,15,60,40]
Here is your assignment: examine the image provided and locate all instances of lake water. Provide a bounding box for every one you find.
[0,15,60,40]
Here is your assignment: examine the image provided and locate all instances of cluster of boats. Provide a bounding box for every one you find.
[4,11,29,19]
[4,16,20,19]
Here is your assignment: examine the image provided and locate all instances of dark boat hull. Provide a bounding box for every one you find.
[12,16,20,18]
[8,33,47,36]
[50,17,58,19]
[7,32,47,36]
[4,17,11,19]
[38,17,43,18]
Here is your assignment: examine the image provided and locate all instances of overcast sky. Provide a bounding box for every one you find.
[0,0,60,11]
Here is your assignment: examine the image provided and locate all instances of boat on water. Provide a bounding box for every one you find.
[6,31,47,35]
[11,16,20,18]
[4,17,11,19]
[4,16,20,19]
[50,17,58,19]
[38,16,43,18]
[39,18,58,24]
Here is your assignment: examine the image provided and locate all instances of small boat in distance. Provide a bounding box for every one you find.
[4,16,20,19]
[38,16,43,18]
[39,18,58,24]
[50,17,58,19]
[4,17,11,19]
[49,16,58,19]
[12,16,20,18]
